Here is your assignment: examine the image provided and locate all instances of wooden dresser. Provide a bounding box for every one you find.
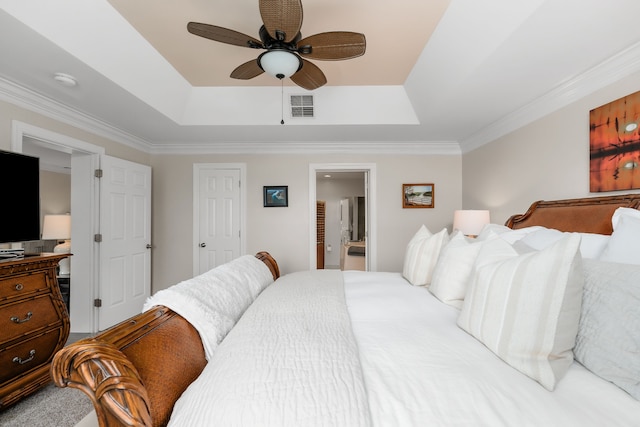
[0,253,70,409]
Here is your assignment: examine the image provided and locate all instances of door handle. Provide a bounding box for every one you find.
[199,243,206,248]
[146,244,152,249]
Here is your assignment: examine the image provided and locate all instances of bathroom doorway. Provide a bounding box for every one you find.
[309,163,377,271]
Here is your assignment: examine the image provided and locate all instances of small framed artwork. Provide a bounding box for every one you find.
[263,186,288,207]
[403,183,434,208]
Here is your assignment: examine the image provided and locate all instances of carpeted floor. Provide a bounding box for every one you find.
[0,333,94,427]
[0,381,94,427]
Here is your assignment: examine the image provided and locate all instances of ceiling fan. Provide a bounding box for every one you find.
[187,0,366,90]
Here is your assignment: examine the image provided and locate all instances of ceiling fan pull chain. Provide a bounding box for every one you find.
[281,80,285,125]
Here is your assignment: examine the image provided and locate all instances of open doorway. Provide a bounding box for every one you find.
[309,163,377,271]
[12,121,103,333]
[316,172,365,270]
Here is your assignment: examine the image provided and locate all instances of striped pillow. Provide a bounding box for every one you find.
[402,225,449,286]
[457,234,583,390]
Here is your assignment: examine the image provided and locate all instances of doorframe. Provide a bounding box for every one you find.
[11,120,104,333]
[309,163,377,271]
[193,163,247,276]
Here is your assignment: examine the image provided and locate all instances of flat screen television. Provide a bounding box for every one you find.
[0,149,40,244]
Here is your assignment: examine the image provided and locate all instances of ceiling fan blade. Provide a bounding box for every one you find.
[259,0,303,43]
[290,59,327,90]
[298,32,366,60]
[187,22,264,49]
[230,59,265,80]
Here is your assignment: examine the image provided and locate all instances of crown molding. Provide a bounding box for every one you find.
[0,76,460,156]
[460,40,640,153]
[0,77,153,153]
[149,140,462,156]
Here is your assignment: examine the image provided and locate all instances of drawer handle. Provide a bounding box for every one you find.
[12,349,36,365]
[10,312,33,324]
[15,283,24,291]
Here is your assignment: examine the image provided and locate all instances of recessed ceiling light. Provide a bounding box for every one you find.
[53,72,77,87]
[625,122,638,132]
[324,174,331,178]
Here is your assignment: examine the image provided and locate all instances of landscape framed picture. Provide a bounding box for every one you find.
[402,183,434,208]
[263,186,288,207]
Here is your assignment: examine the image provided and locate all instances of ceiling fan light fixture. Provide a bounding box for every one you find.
[258,50,301,79]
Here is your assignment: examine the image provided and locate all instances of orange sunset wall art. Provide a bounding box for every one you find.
[590,90,640,192]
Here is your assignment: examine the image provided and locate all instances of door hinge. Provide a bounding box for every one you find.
[95,168,103,178]
[94,234,102,242]
[93,298,102,308]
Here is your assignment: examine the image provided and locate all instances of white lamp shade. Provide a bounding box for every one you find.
[42,214,71,240]
[42,214,71,275]
[259,51,301,79]
[453,210,490,236]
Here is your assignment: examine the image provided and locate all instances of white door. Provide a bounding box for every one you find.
[98,155,152,330]
[194,166,242,275]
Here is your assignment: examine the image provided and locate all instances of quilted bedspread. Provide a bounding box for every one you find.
[142,255,274,360]
[168,269,372,427]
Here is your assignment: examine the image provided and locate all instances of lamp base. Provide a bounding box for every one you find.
[54,240,71,275]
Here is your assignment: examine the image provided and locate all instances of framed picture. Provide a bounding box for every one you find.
[263,186,288,207]
[589,89,640,192]
[403,183,434,208]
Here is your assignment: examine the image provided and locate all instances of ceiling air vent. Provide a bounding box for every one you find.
[290,95,314,118]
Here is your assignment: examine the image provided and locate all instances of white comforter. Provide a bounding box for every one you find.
[169,270,371,427]
[167,269,640,426]
[345,271,640,427]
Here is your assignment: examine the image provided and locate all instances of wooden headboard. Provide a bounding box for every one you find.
[505,194,640,234]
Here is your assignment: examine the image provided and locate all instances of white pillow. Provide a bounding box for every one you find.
[599,214,640,265]
[458,234,584,391]
[520,228,609,259]
[402,225,449,286]
[476,223,511,239]
[476,224,544,244]
[429,230,497,308]
[578,233,610,259]
[611,207,640,229]
[519,227,563,248]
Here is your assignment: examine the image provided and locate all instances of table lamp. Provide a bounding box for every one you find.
[453,210,490,238]
[42,214,71,275]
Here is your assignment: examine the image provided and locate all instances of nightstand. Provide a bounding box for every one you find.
[0,253,70,409]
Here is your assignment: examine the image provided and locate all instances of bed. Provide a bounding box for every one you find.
[51,194,640,426]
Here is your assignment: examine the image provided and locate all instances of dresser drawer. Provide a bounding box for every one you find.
[0,272,48,300]
[0,328,61,385]
[0,295,60,344]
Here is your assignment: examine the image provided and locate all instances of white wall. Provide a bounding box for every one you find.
[151,153,462,292]
[462,70,640,224]
[0,99,462,294]
[40,170,71,217]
